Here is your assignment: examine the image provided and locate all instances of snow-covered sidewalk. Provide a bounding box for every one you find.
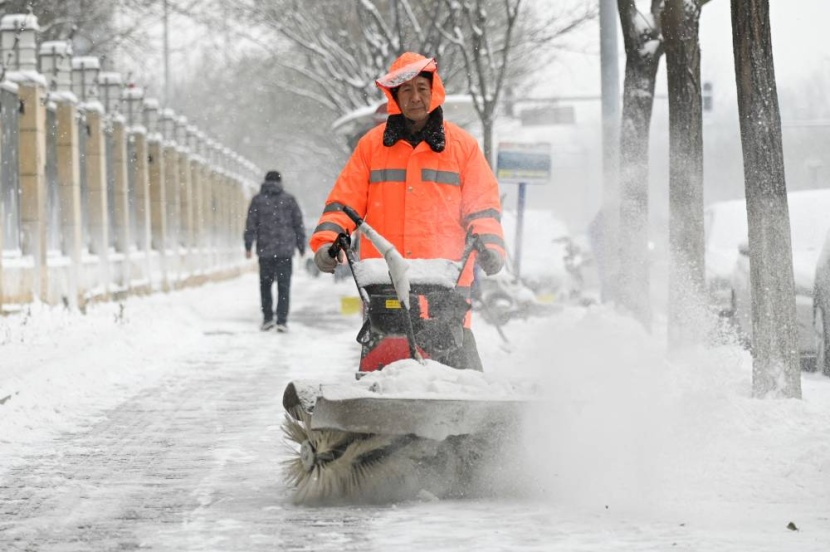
[1,265,829,550]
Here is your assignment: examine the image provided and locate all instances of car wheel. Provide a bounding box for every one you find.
[814,306,830,376]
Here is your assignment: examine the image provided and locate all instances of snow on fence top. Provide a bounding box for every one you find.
[39,41,72,93]
[0,13,260,184]
[0,14,39,31]
[98,72,122,113]
[71,56,100,70]
[39,41,71,56]
[71,57,100,104]
[1,14,39,73]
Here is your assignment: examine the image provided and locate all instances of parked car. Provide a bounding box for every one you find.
[730,189,830,366]
[810,223,830,376]
[704,198,748,316]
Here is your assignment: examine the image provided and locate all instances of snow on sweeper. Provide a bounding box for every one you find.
[281,206,537,504]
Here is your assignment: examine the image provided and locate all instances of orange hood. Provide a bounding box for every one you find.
[375,52,446,116]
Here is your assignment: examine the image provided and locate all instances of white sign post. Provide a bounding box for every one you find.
[496,142,552,278]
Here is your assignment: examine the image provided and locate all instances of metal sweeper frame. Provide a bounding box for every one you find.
[281,207,534,505]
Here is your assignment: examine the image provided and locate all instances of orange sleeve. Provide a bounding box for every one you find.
[458,132,506,258]
[309,133,373,252]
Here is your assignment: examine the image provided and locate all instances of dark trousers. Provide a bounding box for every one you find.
[259,256,293,324]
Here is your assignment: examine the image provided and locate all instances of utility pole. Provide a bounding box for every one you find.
[163,0,171,105]
[598,0,620,303]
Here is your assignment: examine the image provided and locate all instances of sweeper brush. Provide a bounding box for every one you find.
[282,408,433,504]
[281,368,534,504]
[281,207,536,505]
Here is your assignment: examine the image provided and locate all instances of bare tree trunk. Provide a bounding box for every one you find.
[617,0,663,329]
[482,116,495,168]
[731,0,801,399]
[439,0,522,168]
[598,0,620,304]
[663,0,706,349]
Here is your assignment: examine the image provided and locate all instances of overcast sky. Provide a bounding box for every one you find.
[539,0,830,106]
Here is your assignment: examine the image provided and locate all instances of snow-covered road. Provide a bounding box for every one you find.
[1,263,829,551]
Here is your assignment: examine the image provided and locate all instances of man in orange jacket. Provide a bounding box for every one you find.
[311,52,505,371]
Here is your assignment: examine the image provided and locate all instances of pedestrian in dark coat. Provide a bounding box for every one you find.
[244,170,306,332]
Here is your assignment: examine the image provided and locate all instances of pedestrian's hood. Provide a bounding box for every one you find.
[375,52,446,116]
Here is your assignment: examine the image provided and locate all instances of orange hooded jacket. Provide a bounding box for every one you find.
[310,53,505,305]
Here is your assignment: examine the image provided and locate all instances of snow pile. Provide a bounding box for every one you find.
[2,270,830,548]
[478,303,830,530]
[353,258,461,288]
[0,294,211,472]
[339,358,537,400]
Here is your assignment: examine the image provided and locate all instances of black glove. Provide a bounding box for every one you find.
[314,243,339,273]
[477,247,504,276]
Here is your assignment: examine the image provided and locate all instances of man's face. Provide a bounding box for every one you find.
[396,75,432,124]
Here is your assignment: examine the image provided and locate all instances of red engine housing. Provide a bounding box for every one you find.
[359,337,430,372]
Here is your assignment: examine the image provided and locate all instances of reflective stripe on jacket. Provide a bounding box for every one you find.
[309,120,505,290]
[311,52,505,328]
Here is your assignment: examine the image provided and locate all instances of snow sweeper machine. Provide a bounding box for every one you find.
[281,207,537,504]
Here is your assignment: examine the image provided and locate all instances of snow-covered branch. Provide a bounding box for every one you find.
[359,0,399,52]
